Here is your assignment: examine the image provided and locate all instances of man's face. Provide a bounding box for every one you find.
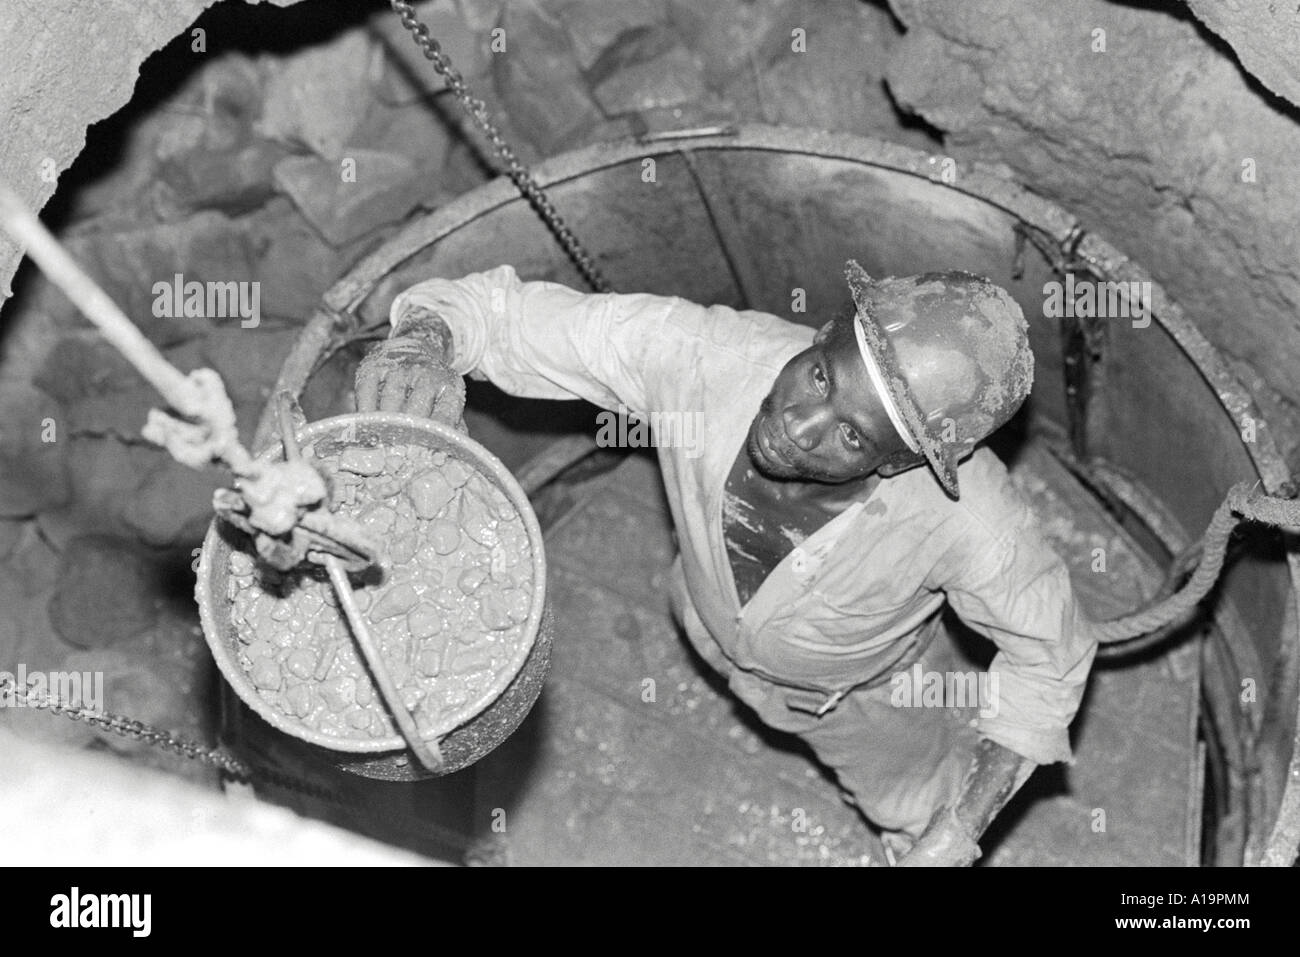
[746,318,912,483]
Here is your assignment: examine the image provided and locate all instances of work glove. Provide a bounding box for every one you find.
[355,304,466,428]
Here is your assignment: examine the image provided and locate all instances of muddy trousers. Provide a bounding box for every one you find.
[671,579,983,843]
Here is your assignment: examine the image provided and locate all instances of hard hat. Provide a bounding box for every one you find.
[844,260,1033,499]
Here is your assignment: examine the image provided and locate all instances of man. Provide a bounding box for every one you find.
[355,261,1095,866]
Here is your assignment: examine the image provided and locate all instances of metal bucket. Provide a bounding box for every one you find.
[196,411,550,780]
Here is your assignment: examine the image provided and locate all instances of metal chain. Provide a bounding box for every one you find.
[0,671,251,778]
[1,671,483,854]
[388,0,611,293]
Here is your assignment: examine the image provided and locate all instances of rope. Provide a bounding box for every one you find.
[0,184,251,472]
[1092,482,1299,645]
[0,184,384,569]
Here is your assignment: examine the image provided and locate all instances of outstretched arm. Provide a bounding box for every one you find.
[358,264,669,415]
[355,263,802,421]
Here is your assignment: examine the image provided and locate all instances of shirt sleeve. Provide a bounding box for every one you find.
[389,264,696,417]
[933,476,1098,766]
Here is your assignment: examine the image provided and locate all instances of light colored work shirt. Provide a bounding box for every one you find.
[390,265,1097,765]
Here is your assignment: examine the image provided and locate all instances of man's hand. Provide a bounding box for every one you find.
[355,306,466,426]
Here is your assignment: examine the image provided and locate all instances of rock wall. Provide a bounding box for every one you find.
[1180,0,1300,108]
[0,0,297,299]
[884,0,1300,466]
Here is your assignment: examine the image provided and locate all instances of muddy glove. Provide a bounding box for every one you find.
[355,304,466,428]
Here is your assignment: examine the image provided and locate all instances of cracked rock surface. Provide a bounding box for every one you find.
[885,0,1300,467]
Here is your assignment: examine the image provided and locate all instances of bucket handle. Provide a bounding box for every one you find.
[275,394,445,773]
[324,556,444,773]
